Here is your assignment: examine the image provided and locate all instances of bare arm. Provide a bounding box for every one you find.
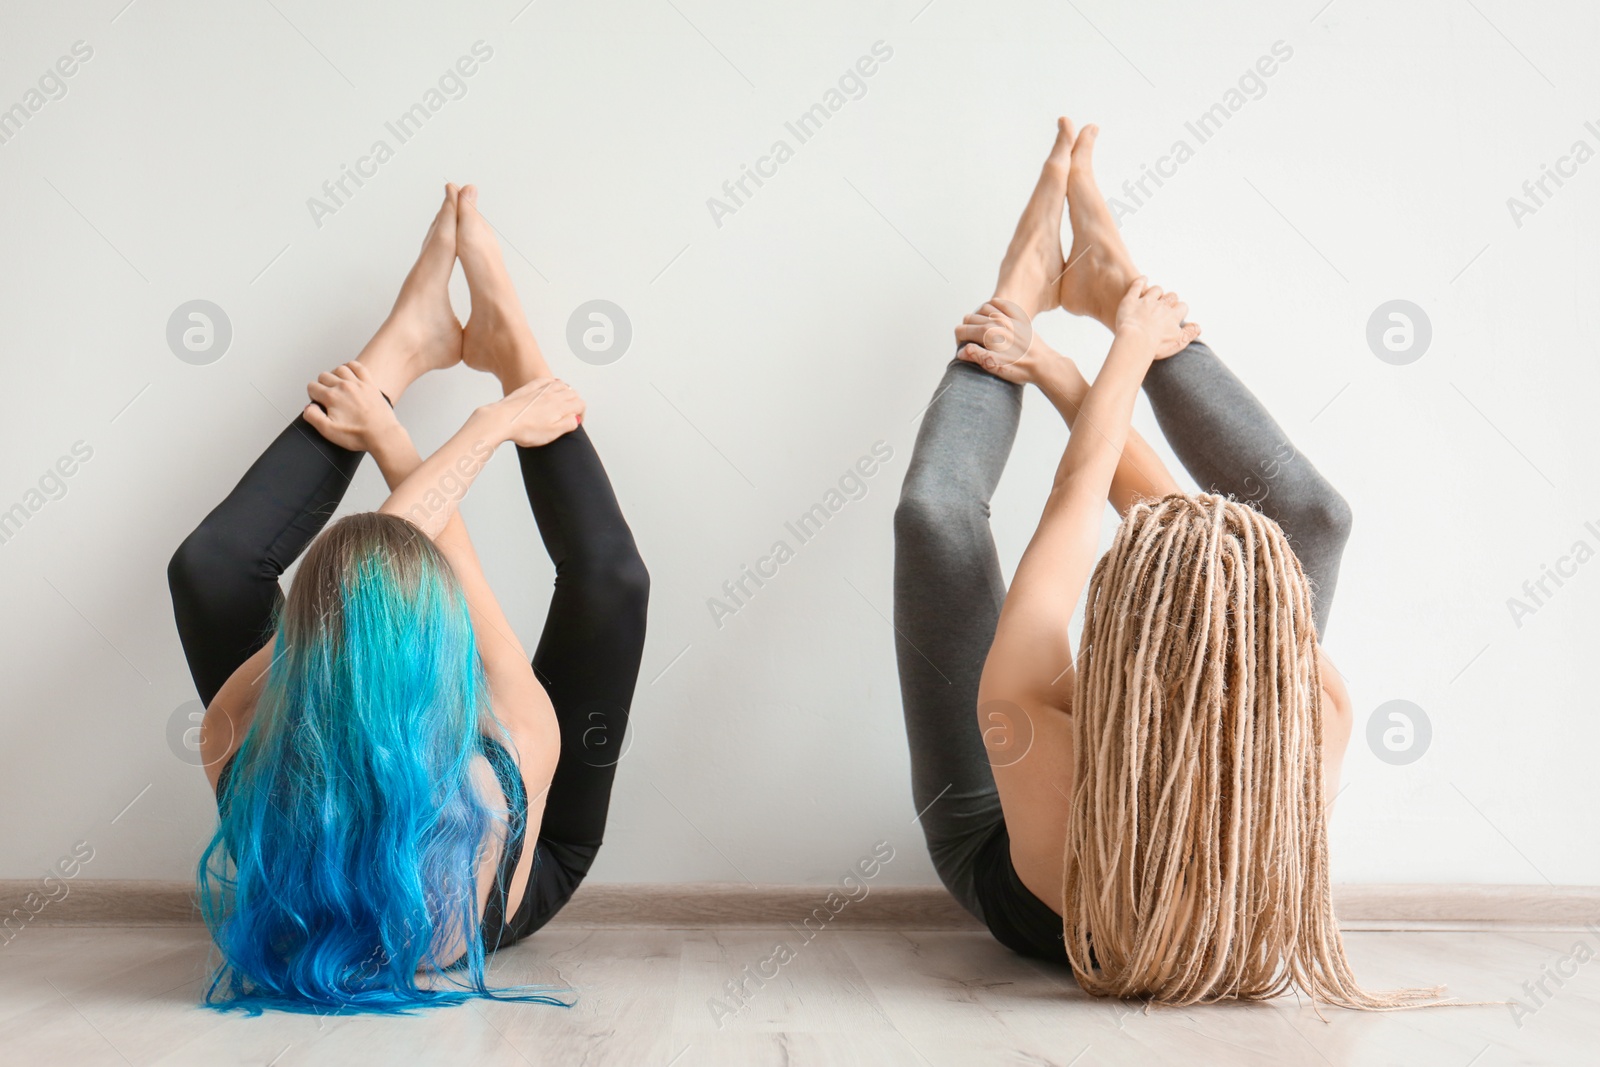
[1022,333,1356,811]
[364,417,540,713]
[306,364,551,696]
[305,364,584,940]
[1318,647,1354,812]
[198,407,548,792]
[958,298,1350,895]
[966,282,1199,902]
[955,299,1182,518]
[982,325,1161,716]
[1031,353,1180,515]
[364,417,560,951]
[373,409,507,538]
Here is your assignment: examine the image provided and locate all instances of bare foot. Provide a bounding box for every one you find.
[456,185,549,395]
[356,186,464,401]
[1058,125,1141,330]
[993,117,1076,320]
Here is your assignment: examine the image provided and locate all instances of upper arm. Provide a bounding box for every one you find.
[201,640,275,791]
[430,515,529,685]
[1109,426,1182,517]
[1318,647,1353,809]
[429,513,560,892]
[983,476,1106,709]
[977,477,1110,904]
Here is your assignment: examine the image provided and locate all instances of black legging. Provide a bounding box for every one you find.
[167,415,649,943]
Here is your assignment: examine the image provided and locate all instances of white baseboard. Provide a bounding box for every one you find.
[3,881,1596,930]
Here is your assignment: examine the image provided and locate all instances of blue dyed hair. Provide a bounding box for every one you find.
[197,512,565,1014]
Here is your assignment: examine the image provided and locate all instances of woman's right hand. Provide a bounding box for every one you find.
[303,361,399,452]
[499,378,585,447]
[1113,277,1201,358]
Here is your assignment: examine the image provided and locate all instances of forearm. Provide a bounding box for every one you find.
[1051,330,1156,502]
[988,331,1157,692]
[377,406,509,538]
[367,424,424,491]
[1034,349,1179,515]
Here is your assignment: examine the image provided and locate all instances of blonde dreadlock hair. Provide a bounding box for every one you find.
[1062,493,1436,1009]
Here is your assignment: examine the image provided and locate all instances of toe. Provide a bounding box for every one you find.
[1070,124,1099,175]
[1039,118,1075,184]
[1048,116,1076,164]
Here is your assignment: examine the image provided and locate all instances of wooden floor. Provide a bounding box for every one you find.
[0,923,1593,1066]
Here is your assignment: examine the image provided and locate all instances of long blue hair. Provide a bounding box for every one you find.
[197,512,564,1014]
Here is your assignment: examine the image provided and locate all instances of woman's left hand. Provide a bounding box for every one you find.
[955,299,1057,386]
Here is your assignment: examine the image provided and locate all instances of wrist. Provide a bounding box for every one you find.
[1032,352,1077,404]
[366,419,411,461]
[1111,324,1158,360]
[368,424,422,491]
[471,400,516,445]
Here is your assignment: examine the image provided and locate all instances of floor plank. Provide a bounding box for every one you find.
[0,924,1594,1066]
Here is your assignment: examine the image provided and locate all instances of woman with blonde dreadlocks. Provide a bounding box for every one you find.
[893,118,1431,1008]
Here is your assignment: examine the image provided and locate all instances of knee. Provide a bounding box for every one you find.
[896,459,970,524]
[168,521,264,617]
[167,524,227,607]
[567,548,650,625]
[894,491,983,554]
[609,553,651,621]
[1298,481,1354,553]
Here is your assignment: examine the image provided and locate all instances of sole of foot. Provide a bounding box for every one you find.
[993,116,1077,320]
[356,186,464,400]
[1058,125,1141,330]
[455,185,548,393]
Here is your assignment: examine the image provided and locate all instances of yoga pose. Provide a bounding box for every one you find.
[894,119,1430,1007]
[167,186,649,1012]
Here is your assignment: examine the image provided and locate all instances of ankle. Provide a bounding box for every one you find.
[1095,269,1139,332]
[993,286,1041,321]
[495,340,549,395]
[354,335,422,402]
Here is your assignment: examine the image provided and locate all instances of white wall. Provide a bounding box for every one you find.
[1,0,1595,889]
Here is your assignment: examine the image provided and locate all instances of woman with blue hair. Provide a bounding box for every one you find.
[167,185,649,1013]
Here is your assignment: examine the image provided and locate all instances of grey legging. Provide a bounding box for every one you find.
[892,341,1353,925]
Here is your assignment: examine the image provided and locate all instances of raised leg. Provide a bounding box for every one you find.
[513,428,649,927]
[454,187,649,934]
[1142,345,1352,636]
[167,188,466,705]
[891,119,1089,921]
[1057,128,1352,636]
[894,359,1023,920]
[167,420,361,706]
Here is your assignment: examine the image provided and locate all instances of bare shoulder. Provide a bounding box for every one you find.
[201,640,276,791]
[498,689,560,782]
[1318,648,1353,724]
